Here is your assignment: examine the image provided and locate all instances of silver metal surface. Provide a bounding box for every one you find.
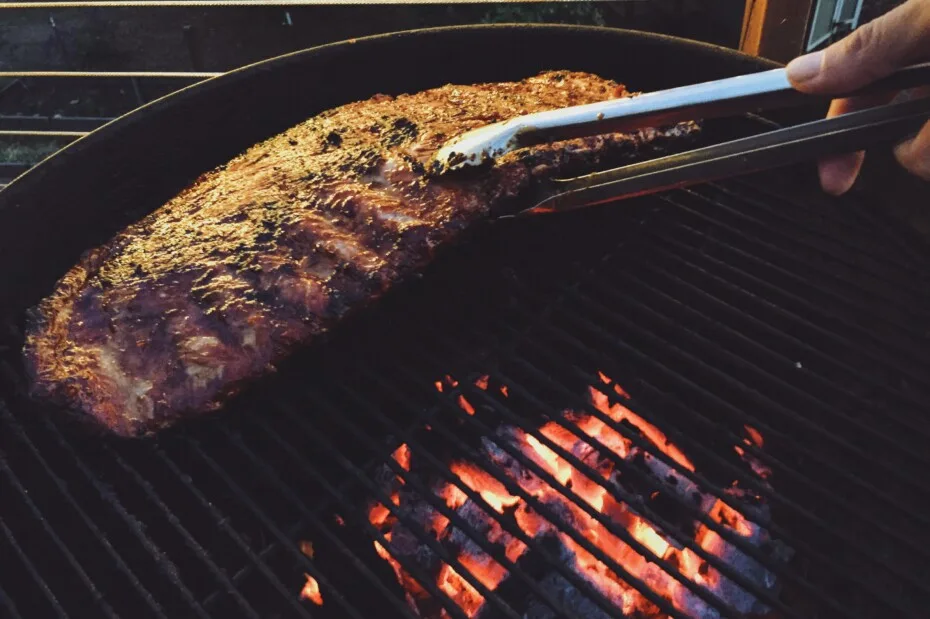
[508,95,930,218]
[433,62,930,174]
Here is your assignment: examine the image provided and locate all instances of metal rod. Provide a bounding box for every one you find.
[153,444,317,619]
[283,386,585,619]
[0,71,221,78]
[410,332,810,617]
[576,264,930,488]
[431,313,915,616]
[303,382,630,619]
[220,416,479,619]
[253,414,525,619]
[665,190,930,344]
[34,414,208,619]
[357,363,694,619]
[527,97,930,215]
[0,414,120,619]
[103,446,262,619]
[0,130,85,138]
[609,257,930,445]
[211,418,473,619]
[555,284,930,545]
[0,404,168,618]
[647,216,930,396]
[500,279,930,599]
[0,514,68,619]
[703,179,930,289]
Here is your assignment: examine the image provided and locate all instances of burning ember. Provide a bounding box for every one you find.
[300,574,324,606]
[305,371,790,617]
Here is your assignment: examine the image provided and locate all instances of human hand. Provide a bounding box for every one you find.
[785,0,930,195]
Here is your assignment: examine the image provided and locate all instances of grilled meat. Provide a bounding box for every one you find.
[24,71,699,436]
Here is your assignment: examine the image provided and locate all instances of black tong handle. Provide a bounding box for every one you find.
[525,95,930,215]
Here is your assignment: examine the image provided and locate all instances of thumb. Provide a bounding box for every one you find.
[786,0,930,94]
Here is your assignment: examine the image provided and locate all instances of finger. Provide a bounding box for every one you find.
[818,152,865,195]
[894,119,930,180]
[815,92,899,195]
[786,0,930,94]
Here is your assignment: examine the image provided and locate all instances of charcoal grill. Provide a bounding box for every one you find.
[1,24,929,619]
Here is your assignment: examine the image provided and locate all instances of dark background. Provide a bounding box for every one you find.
[0,1,744,163]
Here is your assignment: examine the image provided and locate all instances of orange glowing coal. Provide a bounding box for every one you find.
[361,370,780,619]
[393,443,411,472]
[300,574,323,605]
[457,395,476,416]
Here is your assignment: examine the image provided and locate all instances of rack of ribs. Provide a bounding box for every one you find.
[24,71,698,437]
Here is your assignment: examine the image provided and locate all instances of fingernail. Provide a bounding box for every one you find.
[786,51,824,84]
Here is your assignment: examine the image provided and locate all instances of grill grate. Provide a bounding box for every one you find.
[1,167,929,619]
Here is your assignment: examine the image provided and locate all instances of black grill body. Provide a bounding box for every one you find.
[1,25,929,619]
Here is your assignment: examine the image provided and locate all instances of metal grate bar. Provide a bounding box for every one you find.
[0,398,170,619]
[0,580,23,619]
[0,130,86,138]
[626,226,930,415]
[404,330,825,617]
[249,411,563,618]
[655,209,930,380]
[686,184,930,299]
[414,328,795,611]
[573,274,930,490]
[289,384,634,619]
[0,414,119,619]
[239,416,524,619]
[355,364,703,619]
[279,388,593,619]
[224,418,428,619]
[494,258,930,535]
[102,444,260,619]
[430,317,919,616]
[343,368,691,619]
[32,413,210,619]
[708,179,930,276]
[491,300,929,606]
[645,226,930,395]
[660,194,930,344]
[0,513,66,619]
[619,251,930,434]
[452,368,801,603]
[153,442,318,619]
[0,71,221,79]
[387,249,919,618]
[210,423,426,619]
[725,174,930,270]
[449,370,796,618]
[587,262,930,455]
[658,196,930,349]
[549,287,930,558]
[227,406,474,619]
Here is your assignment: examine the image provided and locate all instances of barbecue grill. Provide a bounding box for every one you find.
[1,24,929,619]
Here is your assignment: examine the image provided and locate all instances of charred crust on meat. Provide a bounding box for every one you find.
[381,117,419,147]
[324,131,343,147]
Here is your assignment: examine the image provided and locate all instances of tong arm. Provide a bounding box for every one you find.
[434,62,930,174]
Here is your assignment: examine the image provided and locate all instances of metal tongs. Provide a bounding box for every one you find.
[430,63,930,217]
